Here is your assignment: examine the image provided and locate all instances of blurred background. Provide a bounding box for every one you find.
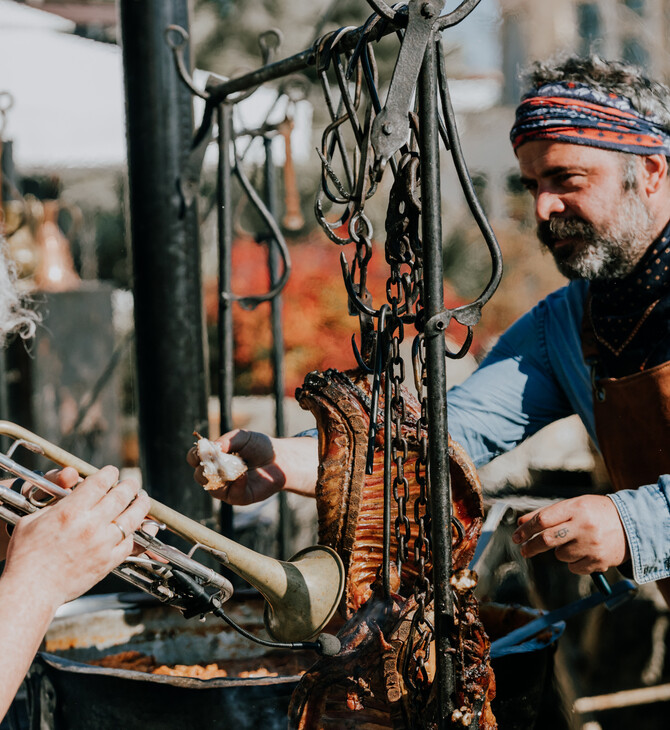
[2,3,670,727]
[2,0,658,495]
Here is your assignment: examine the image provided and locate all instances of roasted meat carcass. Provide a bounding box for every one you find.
[289,368,496,729]
[296,368,484,616]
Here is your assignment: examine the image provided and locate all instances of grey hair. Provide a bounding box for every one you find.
[0,237,40,346]
[523,55,670,177]
[620,153,640,191]
[522,55,670,128]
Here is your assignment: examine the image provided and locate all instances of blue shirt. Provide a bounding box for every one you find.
[447,279,670,585]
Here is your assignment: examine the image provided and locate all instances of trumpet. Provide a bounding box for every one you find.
[0,421,344,654]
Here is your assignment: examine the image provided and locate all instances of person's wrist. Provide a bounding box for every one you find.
[0,566,63,617]
[276,436,318,496]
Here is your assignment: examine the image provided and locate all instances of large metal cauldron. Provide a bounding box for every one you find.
[28,593,309,730]
[27,595,564,730]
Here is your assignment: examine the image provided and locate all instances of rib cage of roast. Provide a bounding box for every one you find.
[289,368,496,729]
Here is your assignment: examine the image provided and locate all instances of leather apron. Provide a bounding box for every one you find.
[583,308,670,606]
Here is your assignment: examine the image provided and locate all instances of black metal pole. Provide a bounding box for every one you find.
[262,136,290,558]
[418,36,455,726]
[205,18,401,106]
[119,0,212,522]
[217,102,234,539]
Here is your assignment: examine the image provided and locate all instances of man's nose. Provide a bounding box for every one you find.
[535,190,566,222]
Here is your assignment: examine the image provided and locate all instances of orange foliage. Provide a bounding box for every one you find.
[205,232,467,396]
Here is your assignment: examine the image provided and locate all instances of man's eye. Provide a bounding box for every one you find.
[557,174,583,186]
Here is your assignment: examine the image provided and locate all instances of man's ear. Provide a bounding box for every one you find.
[642,153,669,195]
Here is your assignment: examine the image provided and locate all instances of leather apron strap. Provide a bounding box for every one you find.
[583,299,670,492]
[583,300,670,604]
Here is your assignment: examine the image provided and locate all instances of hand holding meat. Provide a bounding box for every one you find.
[187,429,319,505]
[2,465,150,608]
[512,494,630,574]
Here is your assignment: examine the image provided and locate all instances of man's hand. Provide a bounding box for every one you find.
[18,466,81,500]
[512,494,630,574]
[186,430,319,505]
[0,467,83,561]
[2,465,150,609]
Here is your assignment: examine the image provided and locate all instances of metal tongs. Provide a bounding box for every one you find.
[490,574,636,657]
[470,502,638,658]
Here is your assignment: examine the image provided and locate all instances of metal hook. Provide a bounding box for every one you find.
[366,305,391,474]
[314,26,355,75]
[365,0,399,22]
[317,68,358,201]
[437,0,482,29]
[435,41,502,324]
[258,29,282,65]
[333,53,364,148]
[451,516,466,544]
[314,194,354,245]
[347,9,395,79]
[318,107,358,203]
[340,251,379,318]
[411,334,425,395]
[223,151,292,309]
[444,326,474,360]
[165,25,210,101]
[351,333,374,374]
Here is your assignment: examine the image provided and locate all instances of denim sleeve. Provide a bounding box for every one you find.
[609,476,670,584]
[447,300,574,467]
[293,428,318,438]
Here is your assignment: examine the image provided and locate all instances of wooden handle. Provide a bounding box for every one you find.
[279,119,305,231]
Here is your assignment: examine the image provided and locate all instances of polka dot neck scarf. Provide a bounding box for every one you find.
[589,221,670,375]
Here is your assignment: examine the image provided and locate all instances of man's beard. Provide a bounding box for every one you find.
[536,190,655,281]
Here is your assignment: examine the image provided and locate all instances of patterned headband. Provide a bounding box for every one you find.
[510,81,670,156]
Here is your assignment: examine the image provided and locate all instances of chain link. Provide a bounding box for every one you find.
[316,52,438,712]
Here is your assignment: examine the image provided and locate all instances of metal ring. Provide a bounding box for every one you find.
[112,522,127,542]
[164,24,188,50]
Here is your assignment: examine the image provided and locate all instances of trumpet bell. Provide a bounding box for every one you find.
[263,545,345,644]
[0,419,345,646]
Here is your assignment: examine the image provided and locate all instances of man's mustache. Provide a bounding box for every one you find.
[537,217,595,248]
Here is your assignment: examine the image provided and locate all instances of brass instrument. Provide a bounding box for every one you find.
[0,421,344,651]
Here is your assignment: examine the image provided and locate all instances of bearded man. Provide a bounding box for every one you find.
[188,56,670,602]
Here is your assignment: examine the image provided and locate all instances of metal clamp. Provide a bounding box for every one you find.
[370,0,447,175]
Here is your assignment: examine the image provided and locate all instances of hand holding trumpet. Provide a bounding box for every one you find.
[3,466,150,605]
[0,466,150,721]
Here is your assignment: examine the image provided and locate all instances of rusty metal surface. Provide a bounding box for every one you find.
[44,594,271,666]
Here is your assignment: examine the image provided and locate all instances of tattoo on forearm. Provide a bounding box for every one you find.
[555,528,568,539]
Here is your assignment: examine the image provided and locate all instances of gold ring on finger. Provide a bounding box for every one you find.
[112,521,127,542]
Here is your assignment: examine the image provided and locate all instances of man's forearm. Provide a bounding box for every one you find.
[275,436,319,498]
[0,573,59,720]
